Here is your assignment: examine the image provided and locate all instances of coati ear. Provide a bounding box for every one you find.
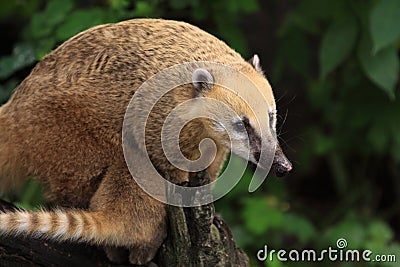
[192,68,214,96]
[248,54,263,73]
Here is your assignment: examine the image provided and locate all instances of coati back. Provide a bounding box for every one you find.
[0,19,292,264]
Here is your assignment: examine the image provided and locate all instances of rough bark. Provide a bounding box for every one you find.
[0,171,249,267]
[155,171,249,267]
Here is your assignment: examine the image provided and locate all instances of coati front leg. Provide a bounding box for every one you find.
[89,164,168,264]
[0,164,167,265]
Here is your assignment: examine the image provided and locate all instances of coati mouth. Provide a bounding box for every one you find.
[253,143,292,177]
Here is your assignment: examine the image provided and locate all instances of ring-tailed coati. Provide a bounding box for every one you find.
[0,19,292,264]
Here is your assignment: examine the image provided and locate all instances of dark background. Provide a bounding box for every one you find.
[0,1,399,266]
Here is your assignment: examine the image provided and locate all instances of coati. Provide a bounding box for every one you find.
[0,19,292,264]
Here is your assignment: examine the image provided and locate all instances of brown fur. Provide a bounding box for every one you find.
[0,19,277,264]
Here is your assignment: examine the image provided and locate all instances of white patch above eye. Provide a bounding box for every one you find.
[232,116,242,123]
[268,109,277,132]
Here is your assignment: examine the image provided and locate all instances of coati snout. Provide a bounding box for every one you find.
[252,143,292,177]
[272,143,292,177]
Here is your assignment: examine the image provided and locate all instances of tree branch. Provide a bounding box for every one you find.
[0,172,249,266]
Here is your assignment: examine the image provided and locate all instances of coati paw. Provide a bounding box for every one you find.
[104,246,129,264]
[129,246,159,265]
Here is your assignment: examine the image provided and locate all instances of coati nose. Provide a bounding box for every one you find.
[271,143,292,177]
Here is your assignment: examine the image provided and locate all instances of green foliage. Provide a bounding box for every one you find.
[5,179,47,210]
[369,0,400,53]
[218,1,400,266]
[0,1,399,267]
[319,16,357,79]
[358,34,399,100]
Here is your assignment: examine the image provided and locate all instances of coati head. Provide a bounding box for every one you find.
[191,55,292,177]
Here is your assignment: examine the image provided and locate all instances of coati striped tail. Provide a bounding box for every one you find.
[0,209,120,246]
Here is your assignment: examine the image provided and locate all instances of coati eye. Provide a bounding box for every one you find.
[232,116,250,133]
[232,120,246,133]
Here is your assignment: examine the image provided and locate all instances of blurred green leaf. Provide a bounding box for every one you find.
[131,1,158,17]
[28,0,74,39]
[367,220,393,244]
[323,215,366,249]
[29,13,53,39]
[242,197,284,235]
[213,16,248,55]
[45,0,74,26]
[35,38,57,60]
[55,8,107,41]
[364,228,398,267]
[108,0,129,10]
[369,0,400,53]
[320,16,357,78]
[283,213,316,243]
[358,35,399,99]
[17,179,47,209]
